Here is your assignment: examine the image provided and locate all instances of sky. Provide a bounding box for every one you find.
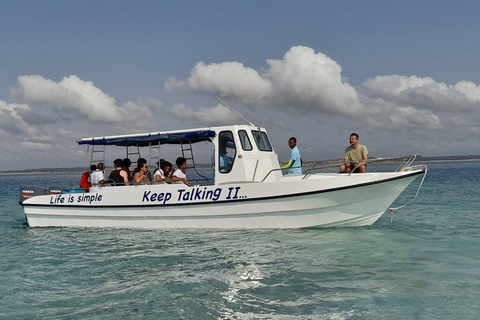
[1,0,480,170]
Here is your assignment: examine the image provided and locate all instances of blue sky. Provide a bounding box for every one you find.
[1,1,480,170]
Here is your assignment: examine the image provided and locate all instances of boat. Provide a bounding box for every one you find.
[19,124,427,229]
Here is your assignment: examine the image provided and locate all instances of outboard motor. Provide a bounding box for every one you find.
[48,187,63,195]
[19,187,48,204]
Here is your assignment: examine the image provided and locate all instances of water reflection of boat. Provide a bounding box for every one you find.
[20,124,426,229]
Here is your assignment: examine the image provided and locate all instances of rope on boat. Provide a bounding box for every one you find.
[389,165,428,223]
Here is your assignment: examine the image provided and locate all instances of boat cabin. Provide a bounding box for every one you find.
[77,125,283,186]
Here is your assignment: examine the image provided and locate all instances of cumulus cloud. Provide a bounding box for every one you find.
[11,75,154,124]
[266,46,363,115]
[361,75,480,112]
[0,99,58,148]
[0,76,166,170]
[21,141,53,151]
[0,100,33,135]
[4,46,480,169]
[165,46,364,116]
[169,103,239,126]
[366,106,442,130]
[165,46,480,133]
[186,61,273,105]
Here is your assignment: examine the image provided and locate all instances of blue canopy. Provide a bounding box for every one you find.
[77,130,216,147]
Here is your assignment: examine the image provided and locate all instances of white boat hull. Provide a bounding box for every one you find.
[22,170,423,229]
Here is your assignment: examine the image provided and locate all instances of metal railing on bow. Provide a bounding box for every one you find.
[262,155,424,182]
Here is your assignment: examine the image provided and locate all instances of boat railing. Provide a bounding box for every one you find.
[93,174,214,187]
[261,155,423,182]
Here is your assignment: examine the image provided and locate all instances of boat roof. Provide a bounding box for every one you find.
[77,128,216,146]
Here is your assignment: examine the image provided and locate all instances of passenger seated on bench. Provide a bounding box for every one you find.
[90,162,106,186]
[80,164,96,191]
[133,158,151,185]
[123,158,132,181]
[340,133,368,173]
[154,160,172,183]
[172,157,190,186]
[109,159,130,186]
[154,158,165,176]
[132,158,152,180]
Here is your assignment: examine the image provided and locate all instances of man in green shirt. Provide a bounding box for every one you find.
[340,133,368,173]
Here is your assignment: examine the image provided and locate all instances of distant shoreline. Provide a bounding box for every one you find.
[1,156,480,175]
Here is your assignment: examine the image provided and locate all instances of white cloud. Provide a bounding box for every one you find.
[0,100,36,135]
[0,76,166,170]
[452,81,480,102]
[165,46,480,134]
[165,46,364,116]
[266,46,363,115]
[187,61,273,105]
[361,75,480,112]
[366,106,442,130]
[3,47,480,169]
[164,77,188,91]
[11,75,154,124]
[21,141,53,151]
[169,103,239,126]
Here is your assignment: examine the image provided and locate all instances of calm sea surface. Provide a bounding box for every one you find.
[1,161,479,319]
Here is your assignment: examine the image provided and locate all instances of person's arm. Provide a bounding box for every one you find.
[358,154,368,167]
[172,172,190,186]
[156,175,171,182]
[133,172,142,183]
[147,171,152,184]
[219,155,233,172]
[121,170,130,186]
[98,172,106,185]
[340,153,351,173]
[134,171,151,185]
[155,170,170,182]
[172,175,189,185]
[280,159,294,169]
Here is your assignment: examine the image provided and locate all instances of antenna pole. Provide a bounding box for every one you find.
[215,96,255,126]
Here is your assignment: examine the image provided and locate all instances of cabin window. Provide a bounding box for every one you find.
[218,131,236,174]
[238,130,253,151]
[251,130,272,152]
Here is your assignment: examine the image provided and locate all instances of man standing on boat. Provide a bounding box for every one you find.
[340,133,368,173]
[281,137,302,175]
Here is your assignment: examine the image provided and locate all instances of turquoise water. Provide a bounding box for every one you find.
[1,162,479,319]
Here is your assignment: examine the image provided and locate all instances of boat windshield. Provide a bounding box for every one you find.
[251,130,272,152]
[238,130,253,151]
